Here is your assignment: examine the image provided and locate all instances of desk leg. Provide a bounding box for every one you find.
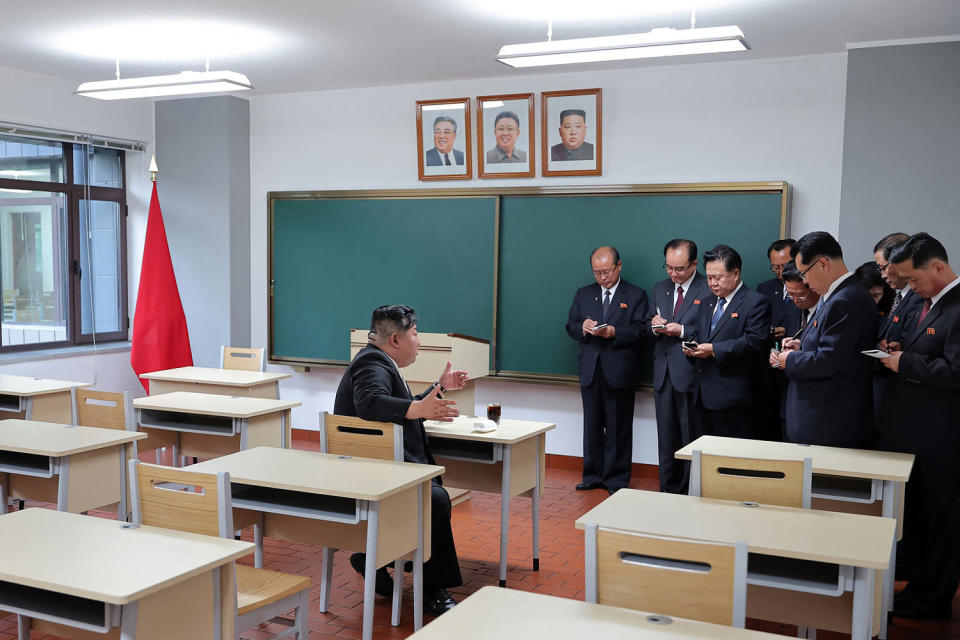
[362,501,380,640]
[117,444,129,522]
[254,512,264,569]
[499,445,512,587]
[584,523,598,603]
[319,546,335,612]
[0,476,7,515]
[532,434,542,572]
[120,600,139,640]
[879,479,898,640]
[851,566,875,640]
[414,484,424,631]
[56,457,70,512]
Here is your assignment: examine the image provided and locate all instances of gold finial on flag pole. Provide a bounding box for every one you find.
[149,155,159,182]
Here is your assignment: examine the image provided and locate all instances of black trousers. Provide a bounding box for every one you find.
[653,371,695,494]
[580,360,635,491]
[693,391,756,440]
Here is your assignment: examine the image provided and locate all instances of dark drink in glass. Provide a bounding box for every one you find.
[486,402,501,424]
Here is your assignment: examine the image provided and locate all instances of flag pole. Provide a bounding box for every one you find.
[149,155,158,182]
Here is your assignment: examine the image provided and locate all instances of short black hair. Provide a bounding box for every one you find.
[854,261,885,290]
[703,244,742,272]
[767,238,796,258]
[781,261,805,283]
[559,109,586,125]
[590,246,620,265]
[889,232,949,267]
[873,232,909,256]
[369,305,418,342]
[793,231,843,265]
[494,111,520,128]
[663,238,698,262]
[432,116,457,133]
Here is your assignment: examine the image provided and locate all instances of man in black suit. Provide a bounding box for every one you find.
[756,239,799,440]
[424,116,465,166]
[334,305,468,617]
[772,232,878,447]
[879,233,960,620]
[684,245,771,439]
[649,239,709,493]
[565,246,649,494]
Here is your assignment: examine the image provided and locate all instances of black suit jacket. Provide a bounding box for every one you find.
[565,279,650,389]
[333,344,437,468]
[880,285,960,456]
[757,277,802,335]
[879,288,925,343]
[689,286,772,409]
[650,273,711,393]
[783,275,879,446]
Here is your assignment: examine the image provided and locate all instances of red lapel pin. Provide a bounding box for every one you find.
[731,312,739,318]
[693,299,701,305]
[927,327,936,335]
[619,302,628,308]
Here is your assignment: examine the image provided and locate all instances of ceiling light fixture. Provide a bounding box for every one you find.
[76,59,253,100]
[496,7,749,68]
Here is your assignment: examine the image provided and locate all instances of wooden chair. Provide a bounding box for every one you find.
[75,388,133,431]
[689,450,813,509]
[596,527,747,626]
[220,346,266,372]
[129,460,311,640]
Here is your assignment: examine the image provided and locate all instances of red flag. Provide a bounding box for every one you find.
[130,182,193,391]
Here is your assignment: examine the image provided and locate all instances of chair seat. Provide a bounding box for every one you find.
[236,565,311,616]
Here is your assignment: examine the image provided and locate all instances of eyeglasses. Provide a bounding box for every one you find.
[770,263,788,273]
[663,263,693,274]
[876,261,890,273]
[798,258,823,280]
[592,267,619,277]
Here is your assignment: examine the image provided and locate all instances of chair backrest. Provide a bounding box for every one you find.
[220,346,266,372]
[596,528,747,626]
[690,450,812,509]
[129,460,234,538]
[75,389,132,430]
[319,411,403,461]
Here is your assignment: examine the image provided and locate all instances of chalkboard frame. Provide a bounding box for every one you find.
[267,182,790,384]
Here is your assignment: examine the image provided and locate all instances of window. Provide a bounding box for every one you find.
[0,133,127,350]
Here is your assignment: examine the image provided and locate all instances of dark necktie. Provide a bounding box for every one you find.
[889,290,903,316]
[800,308,810,330]
[602,289,611,321]
[443,153,452,166]
[710,297,726,334]
[673,286,685,319]
[916,299,931,326]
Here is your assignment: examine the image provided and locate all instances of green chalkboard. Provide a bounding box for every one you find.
[269,196,497,364]
[495,192,785,382]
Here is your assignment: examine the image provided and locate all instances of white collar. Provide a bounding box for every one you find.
[603,279,621,298]
[675,271,696,292]
[823,271,853,301]
[931,275,960,308]
[720,281,743,306]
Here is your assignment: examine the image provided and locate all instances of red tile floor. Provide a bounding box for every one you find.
[2,442,957,639]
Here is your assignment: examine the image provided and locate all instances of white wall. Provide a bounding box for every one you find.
[249,54,848,463]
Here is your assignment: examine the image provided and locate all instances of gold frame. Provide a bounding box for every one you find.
[541,88,602,177]
[416,97,472,181]
[266,181,790,381]
[477,93,535,179]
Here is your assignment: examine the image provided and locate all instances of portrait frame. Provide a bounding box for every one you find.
[541,88,602,177]
[477,92,535,179]
[416,97,472,181]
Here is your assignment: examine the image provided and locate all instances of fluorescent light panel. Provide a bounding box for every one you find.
[76,70,253,100]
[497,26,749,67]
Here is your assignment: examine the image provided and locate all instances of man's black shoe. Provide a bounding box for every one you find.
[349,552,393,597]
[423,588,457,617]
[575,481,603,490]
[606,486,621,495]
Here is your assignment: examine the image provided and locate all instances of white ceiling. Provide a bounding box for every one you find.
[3,0,959,96]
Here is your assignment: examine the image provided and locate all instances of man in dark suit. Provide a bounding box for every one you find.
[880,233,960,620]
[334,305,468,617]
[684,245,771,439]
[550,109,594,161]
[649,239,709,493]
[424,116,465,166]
[773,232,878,447]
[756,239,799,440]
[565,246,649,494]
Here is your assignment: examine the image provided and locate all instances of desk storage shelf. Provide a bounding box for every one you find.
[137,409,237,436]
[231,483,363,524]
[430,438,502,464]
[811,474,880,504]
[747,553,851,596]
[0,450,54,477]
[0,395,25,412]
[0,580,117,633]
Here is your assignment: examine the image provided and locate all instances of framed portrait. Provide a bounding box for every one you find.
[541,88,602,177]
[416,97,472,181]
[477,93,535,179]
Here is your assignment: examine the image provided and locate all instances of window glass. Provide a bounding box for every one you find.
[74,146,123,188]
[0,134,65,183]
[78,199,122,335]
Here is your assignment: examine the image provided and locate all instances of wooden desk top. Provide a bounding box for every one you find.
[407,586,782,640]
[0,508,252,604]
[190,447,443,501]
[140,367,290,386]
[675,435,915,482]
[575,490,894,570]
[0,419,146,456]
[133,392,300,418]
[424,416,555,445]
[0,374,91,397]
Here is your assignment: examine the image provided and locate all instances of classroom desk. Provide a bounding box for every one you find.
[132,391,300,461]
[675,434,914,638]
[0,418,145,517]
[406,586,785,640]
[575,490,895,640]
[0,508,252,640]
[423,416,555,587]
[190,446,443,640]
[140,366,290,399]
[0,374,90,424]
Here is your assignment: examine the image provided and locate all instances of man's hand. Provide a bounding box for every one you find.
[776,349,792,369]
[769,350,781,368]
[438,361,468,391]
[882,350,903,373]
[661,322,683,337]
[886,341,902,353]
[407,385,459,422]
[772,326,786,340]
[683,342,714,359]
[781,338,801,351]
[593,325,615,339]
[651,314,668,333]
[582,318,598,336]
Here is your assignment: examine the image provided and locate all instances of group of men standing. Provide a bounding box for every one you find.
[567,231,960,620]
